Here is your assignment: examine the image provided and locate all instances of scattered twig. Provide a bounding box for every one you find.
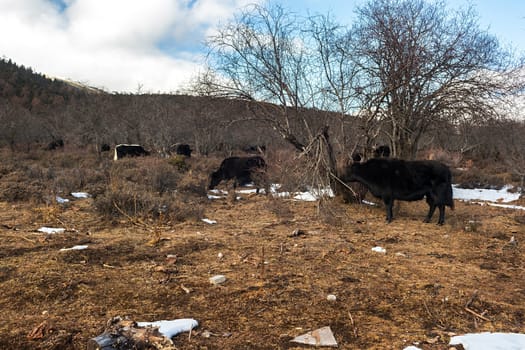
[465,290,478,308]
[464,290,491,322]
[260,246,265,278]
[348,311,358,338]
[465,307,491,322]
[422,300,434,319]
[254,308,267,315]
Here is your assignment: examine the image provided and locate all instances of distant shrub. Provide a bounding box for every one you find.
[167,155,189,172]
[94,156,206,222]
[0,172,46,202]
[453,167,507,189]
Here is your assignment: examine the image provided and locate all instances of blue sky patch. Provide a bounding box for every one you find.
[47,0,68,13]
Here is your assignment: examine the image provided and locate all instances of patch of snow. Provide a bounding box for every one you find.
[136,319,198,339]
[237,188,259,194]
[449,332,525,350]
[209,189,228,195]
[59,245,88,251]
[453,185,521,203]
[470,201,525,211]
[71,192,90,198]
[293,192,319,201]
[372,246,386,254]
[56,196,69,204]
[37,227,65,234]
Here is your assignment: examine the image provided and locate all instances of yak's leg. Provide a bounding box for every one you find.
[383,197,394,223]
[437,204,446,225]
[424,196,437,223]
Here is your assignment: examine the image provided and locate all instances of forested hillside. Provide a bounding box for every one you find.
[1,56,525,181]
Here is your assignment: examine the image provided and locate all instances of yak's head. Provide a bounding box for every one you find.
[208,170,222,190]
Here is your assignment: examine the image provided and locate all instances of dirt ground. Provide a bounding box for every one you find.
[0,191,524,349]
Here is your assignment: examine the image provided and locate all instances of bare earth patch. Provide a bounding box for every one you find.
[0,194,524,349]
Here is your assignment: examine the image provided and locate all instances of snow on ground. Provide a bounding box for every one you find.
[59,245,88,251]
[453,185,525,211]
[449,332,525,350]
[136,319,198,338]
[453,185,521,203]
[208,183,524,210]
[36,227,66,234]
[405,332,525,350]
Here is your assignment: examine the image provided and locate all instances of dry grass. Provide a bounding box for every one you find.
[1,192,524,349]
[0,148,524,349]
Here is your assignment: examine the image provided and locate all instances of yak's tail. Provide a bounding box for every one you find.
[446,172,455,210]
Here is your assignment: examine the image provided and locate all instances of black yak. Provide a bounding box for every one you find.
[344,158,454,224]
[209,156,267,194]
[175,143,192,157]
[114,144,150,160]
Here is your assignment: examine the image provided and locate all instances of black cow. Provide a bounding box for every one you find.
[344,158,454,224]
[45,139,64,150]
[373,145,391,158]
[114,144,150,160]
[175,143,192,157]
[209,156,267,194]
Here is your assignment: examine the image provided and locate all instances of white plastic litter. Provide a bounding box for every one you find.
[136,319,198,339]
[291,326,338,347]
[37,227,66,234]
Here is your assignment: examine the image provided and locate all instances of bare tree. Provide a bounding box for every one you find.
[200,2,342,192]
[351,0,524,159]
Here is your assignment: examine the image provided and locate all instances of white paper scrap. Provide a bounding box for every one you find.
[137,319,198,339]
[291,326,338,347]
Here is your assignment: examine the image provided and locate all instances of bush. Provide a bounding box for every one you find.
[94,156,207,222]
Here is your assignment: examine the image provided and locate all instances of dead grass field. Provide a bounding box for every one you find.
[0,188,524,349]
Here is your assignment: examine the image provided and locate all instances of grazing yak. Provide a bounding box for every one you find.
[209,156,267,194]
[114,144,150,160]
[45,139,64,150]
[344,158,454,224]
[175,143,192,157]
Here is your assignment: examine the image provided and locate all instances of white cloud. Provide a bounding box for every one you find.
[0,0,261,92]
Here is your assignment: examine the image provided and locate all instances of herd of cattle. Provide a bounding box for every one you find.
[109,143,454,225]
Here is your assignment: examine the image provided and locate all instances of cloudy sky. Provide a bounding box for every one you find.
[1,0,524,93]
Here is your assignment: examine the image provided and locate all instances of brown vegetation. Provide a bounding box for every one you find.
[0,147,524,349]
